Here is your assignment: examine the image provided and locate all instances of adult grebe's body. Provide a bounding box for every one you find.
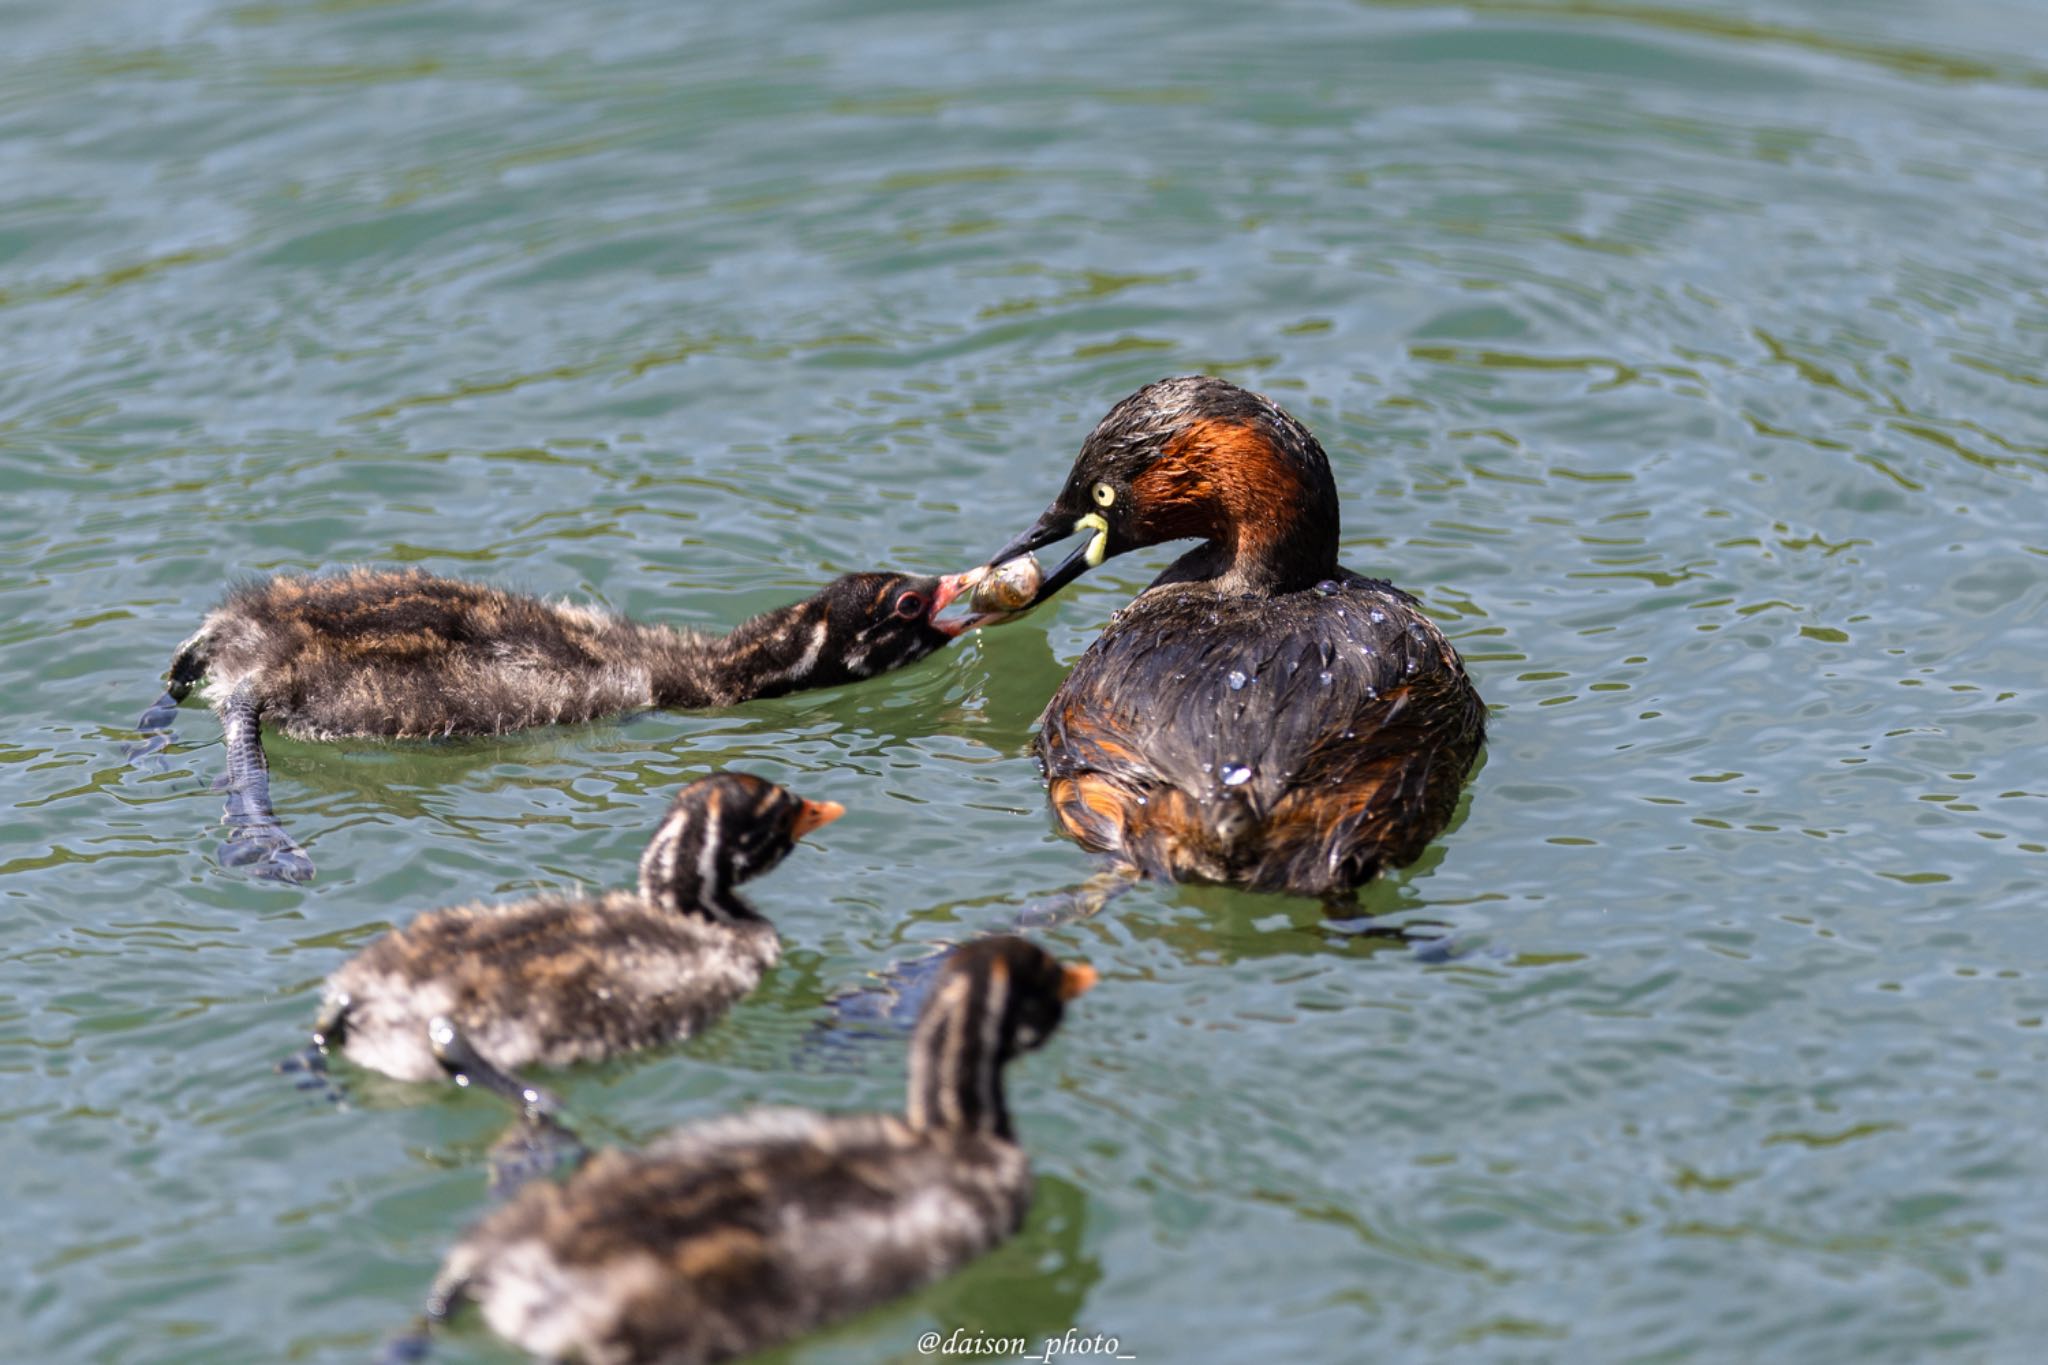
[972,376,1485,898]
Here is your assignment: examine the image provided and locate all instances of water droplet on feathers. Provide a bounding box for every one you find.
[1369,607,1387,624]
[1227,670,1247,690]
[1221,765,1252,787]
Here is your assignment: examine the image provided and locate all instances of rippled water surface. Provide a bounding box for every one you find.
[5,1,2047,1360]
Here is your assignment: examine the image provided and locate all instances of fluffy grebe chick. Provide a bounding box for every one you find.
[134,567,998,882]
[412,936,1095,1365]
[964,375,1486,899]
[310,772,842,1121]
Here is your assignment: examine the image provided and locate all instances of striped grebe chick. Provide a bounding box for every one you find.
[962,375,1486,899]
[133,567,1003,882]
[411,936,1095,1365]
[311,772,842,1123]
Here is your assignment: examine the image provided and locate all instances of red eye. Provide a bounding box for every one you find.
[893,591,925,620]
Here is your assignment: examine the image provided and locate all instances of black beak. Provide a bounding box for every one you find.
[988,504,1100,609]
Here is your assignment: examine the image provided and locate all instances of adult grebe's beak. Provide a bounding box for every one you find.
[982,502,1111,609]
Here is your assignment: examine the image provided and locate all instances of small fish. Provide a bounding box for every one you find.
[963,554,1044,612]
[936,555,1044,630]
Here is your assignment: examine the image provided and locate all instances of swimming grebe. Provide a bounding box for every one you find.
[310,772,841,1120]
[134,567,999,881]
[959,375,1485,898]
[411,936,1096,1365]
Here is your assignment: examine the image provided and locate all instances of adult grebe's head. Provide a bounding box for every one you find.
[976,376,1342,606]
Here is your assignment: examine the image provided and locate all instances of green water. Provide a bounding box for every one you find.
[5,0,2047,1360]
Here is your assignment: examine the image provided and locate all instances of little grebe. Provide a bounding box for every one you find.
[412,936,1095,1365]
[959,375,1485,898]
[134,567,998,881]
[311,772,841,1119]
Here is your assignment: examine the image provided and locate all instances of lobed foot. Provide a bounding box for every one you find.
[486,1113,590,1198]
[124,690,185,769]
[1408,933,1468,964]
[135,696,182,732]
[375,1322,436,1365]
[218,822,316,883]
[121,734,173,767]
[276,1042,347,1107]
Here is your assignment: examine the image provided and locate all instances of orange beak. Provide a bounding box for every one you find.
[791,798,846,840]
[1057,962,1099,1001]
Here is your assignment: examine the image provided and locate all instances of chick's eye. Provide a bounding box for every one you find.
[892,591,925,620]
[1091,481,1116,508]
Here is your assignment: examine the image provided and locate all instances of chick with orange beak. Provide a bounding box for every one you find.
[304,773,849,1122]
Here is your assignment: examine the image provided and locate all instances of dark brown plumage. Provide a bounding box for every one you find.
[133,567,978,881]
[974,375,1486,898]
[418,936,1096,1365]
[313,773,841,1104]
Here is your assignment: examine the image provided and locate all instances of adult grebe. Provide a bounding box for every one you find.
[958,375,1485,898]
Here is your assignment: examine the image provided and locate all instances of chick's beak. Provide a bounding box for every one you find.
[927,573,987,638]
[790,799,846,840]
[1057,962,1099,1001]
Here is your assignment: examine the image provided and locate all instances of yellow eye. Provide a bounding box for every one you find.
[1091,482,1116,508]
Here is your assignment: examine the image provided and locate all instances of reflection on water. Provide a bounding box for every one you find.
[3,0,2047,1360]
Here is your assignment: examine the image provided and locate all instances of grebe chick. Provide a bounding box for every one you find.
[965,375,1486,899]
[413,936,1095,1365]
[311,772,843,1120]
[134,567,999,882]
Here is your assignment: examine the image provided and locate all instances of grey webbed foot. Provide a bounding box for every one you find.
[486,1113,590,1198]
[376,1320,437,1365]
[218,819,315,883]
[815,948,952,1056]
[812,869,1139,1064]
[1318,912,1479,959]
[124,690,185,769]
[1409,932,1466,963]
[1406,933,1508,964]
[277,1042,348,1107]
[122,734,172,766]
[135,693,182,733]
